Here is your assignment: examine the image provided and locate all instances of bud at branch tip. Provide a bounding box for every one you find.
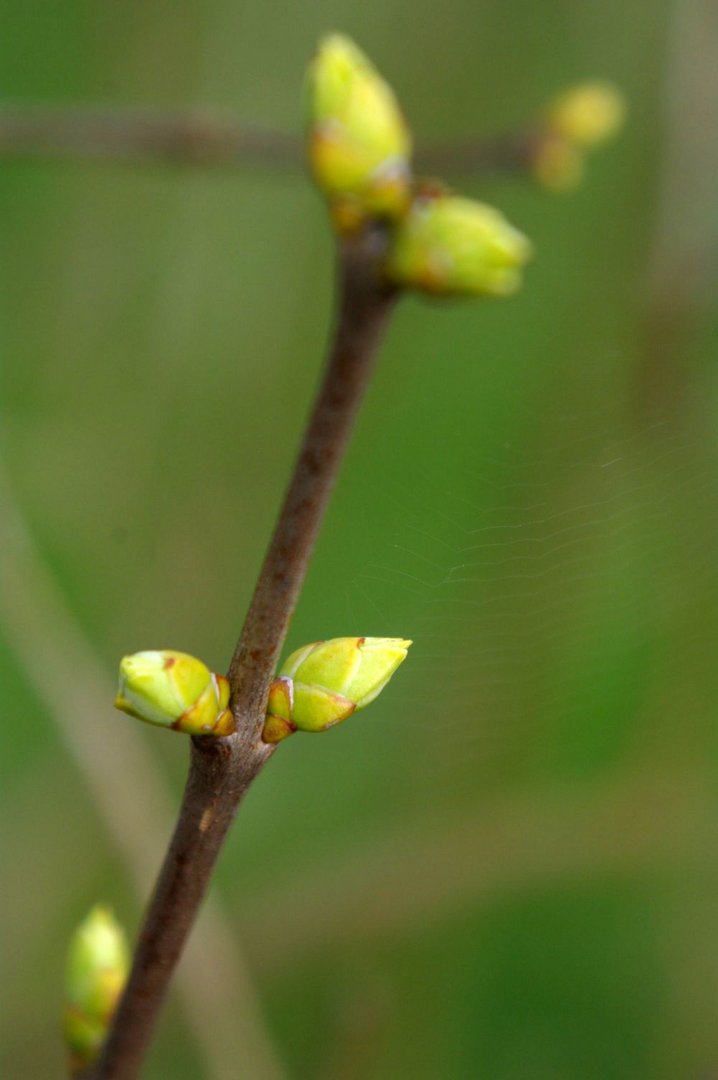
[305,33,412,233]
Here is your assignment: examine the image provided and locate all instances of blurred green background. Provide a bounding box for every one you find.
[2,1,718,1077]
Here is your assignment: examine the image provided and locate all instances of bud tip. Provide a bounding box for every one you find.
[263,636,412,741]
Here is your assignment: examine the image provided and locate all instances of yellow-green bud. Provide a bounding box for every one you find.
[63,905,129,1072]
[306,34,412,232]
[544,82,626,149]
[531,135,586,193]
[385,189,532,298]
[115,650,234,736]
[530,83,625,194]
[263,636,411,743]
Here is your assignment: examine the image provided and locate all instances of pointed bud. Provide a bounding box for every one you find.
[63,905,129,1072]
[385,188,531,298]
[263,636,411,743]
[544,82,626,149]
[115,650,234,736]
[306,34,412,232]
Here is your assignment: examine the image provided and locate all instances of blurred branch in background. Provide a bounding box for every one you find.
[637,0,718,414]
[0,101,537,178]
[0,105,300,168]
[0,464,285,1080]
[416,130,538,176]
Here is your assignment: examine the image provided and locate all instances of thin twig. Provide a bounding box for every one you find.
[0,464,285,1080]
[0,101,534,178]
[91,230,399,1079]
[0,104,299,168]
[416,129,538,176]
[226,231,397,717]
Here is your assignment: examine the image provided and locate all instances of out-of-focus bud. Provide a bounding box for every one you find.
[531,135,585,193]
[63,905,129,1073]
[263,636,411,743]
[115,650,234,736]
[531,82,626,193]
[306,34,412,232]
[544,82,626,149]
[384,188,531,298]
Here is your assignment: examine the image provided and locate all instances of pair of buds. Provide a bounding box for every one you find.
[115,637,412,743]
[306,35,625,296]
[306,34,531,298]
[531,81,626,192]
[78,637,410,1068]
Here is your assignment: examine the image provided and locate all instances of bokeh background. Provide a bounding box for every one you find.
[2,1,718,1077]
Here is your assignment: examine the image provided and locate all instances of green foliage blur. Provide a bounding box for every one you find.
[2,1,717,1077]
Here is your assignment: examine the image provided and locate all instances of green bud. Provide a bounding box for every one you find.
[531,135,586,193]
[306,34,412,232]
[544,82,626,149]
[263,636,412,743]
[115,650,234,736]
[262,635,408,747]
[531,82,626,194]
[63,905,129,1072]
[385,188,532,298]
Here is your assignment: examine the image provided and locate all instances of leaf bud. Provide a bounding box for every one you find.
[531,82,625,193]
[63,905,129,1072]
[385,187,532,298]
[263,636,411,743]
[544,81,626,149]
[306,34,412,232]
[115,650,234,736]
[531,135,586,193]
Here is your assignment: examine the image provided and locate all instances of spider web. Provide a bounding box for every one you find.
[339,404,718,758]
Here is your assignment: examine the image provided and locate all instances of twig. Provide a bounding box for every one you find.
[0,101,534,178]
[0,104,299,167]
[0,464,285,1080]
[91,229,399,1079]
[416,129,538,176]
[226,231,397,716]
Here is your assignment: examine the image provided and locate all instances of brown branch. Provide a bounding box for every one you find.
[0,104,299,167]
[0,101,536,179]
[90,229,398,1080]
[416,129,539,176]
[226,230,397,716]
